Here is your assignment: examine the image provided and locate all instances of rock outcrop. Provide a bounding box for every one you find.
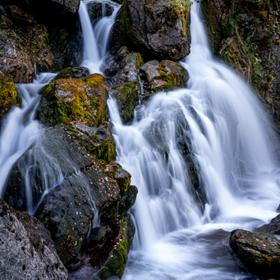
[0,199,68,280]
[202,0,280,126]
[113,0,191,61]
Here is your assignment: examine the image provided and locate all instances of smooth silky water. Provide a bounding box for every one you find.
[108,2,280,279]
[0,0,279,278]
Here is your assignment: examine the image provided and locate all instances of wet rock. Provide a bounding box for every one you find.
[35,171,95,265]
[256,214,280,235]
[0,73,20,118]
[104,46,143,85]
[87,1,114,25]
[113,0,191,61]
[140,60,188,95]
[38,74,108,127]
[95,217,134,280]
[0,199,68,279]
[104,46,144,123]
[111,81,141,123]
[55,67,90,80]
[230,229,280,278]
[0,5,55,83]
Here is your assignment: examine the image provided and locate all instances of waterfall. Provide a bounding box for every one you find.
[0,73,55,198]
[79,0,120,73]
[0,0,119,214]
[108,2,280,279]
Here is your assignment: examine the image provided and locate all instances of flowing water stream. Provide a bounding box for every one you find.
[0,0,279,279]
[108,2,280,279]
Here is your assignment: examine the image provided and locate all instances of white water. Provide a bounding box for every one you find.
[0,73,55,198]
[108,2,280,279]
[79,0,120,73]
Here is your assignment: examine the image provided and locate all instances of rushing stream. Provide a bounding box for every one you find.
[109,2,280,280]
[0,0,279,279]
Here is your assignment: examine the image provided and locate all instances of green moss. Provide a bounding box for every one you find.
[97,218,131,280]
[0,73,20,118]
[39,74,108,126]
[114,81,140,123]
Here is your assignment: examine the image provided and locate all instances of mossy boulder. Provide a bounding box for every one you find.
[0,73,20,118]
[38,74,108,126]
[113,0,191,60]
[140,60,188,94]
[230,229,280,278]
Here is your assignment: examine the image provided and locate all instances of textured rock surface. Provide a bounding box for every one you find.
[140,59,188,94]
[0,5,55,83]
[113,0,191,60]
[230,229,280,278]
[0,199,68,280]
[256,214,280,235]
[202,0,280,126]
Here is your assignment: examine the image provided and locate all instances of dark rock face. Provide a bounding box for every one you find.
[256,214,280,235]
[0,5,55,83]
[113,0,191,61]
[230,229,280,278]
[202,0,280,126]
[0,199,68,280]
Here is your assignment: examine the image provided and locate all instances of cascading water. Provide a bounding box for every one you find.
[0,73,55,200]
[0,0,119,214]
[108,2,280,279]
[79,0,120,73]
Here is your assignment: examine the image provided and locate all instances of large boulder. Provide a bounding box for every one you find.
[0,199,68,279]
[230,229,280,278]
[113,0,191,61]
[38,74,108,126]
[0,73,20,119]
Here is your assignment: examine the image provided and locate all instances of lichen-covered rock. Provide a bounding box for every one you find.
[0,73,20,118]
[113,0,191,60]
[202,0,280,126]
[38,74,108,126]
[230,229,280,278]
[0,199,68,280]
[0,5,55,83]
[140,59,188,94]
